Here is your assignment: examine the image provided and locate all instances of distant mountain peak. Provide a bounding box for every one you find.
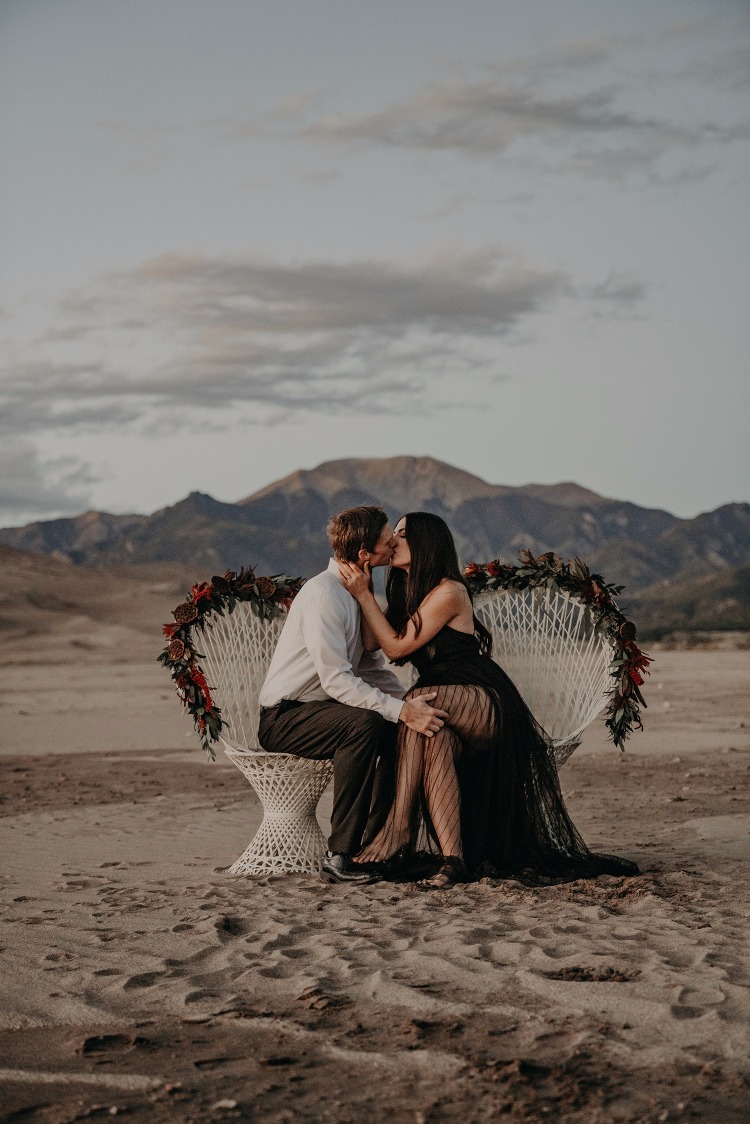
[239,455,505,512]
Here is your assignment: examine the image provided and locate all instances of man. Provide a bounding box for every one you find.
[258,505,448,884]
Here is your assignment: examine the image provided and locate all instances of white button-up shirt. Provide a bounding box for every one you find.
[259,558,405,723]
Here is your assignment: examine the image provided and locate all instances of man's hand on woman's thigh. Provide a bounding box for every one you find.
[400,691,449,737]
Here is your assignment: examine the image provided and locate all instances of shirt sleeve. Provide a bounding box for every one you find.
[356,647,407,700]
[300,594,404,723]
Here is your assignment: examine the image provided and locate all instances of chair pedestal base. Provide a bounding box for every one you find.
[224,748,334,876]
[227,812,328,876]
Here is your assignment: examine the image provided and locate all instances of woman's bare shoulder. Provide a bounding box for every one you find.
[425,579,471,605]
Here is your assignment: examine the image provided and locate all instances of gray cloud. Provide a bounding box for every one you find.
[2,250,577,436]
[589,272,646,306]
[0,439,97,524]
[293,73,741,185]
[298,81,679,155]
[3,247,650,439]
[247,28,746,183]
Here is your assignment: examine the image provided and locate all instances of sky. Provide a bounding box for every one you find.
[1,0,749,528]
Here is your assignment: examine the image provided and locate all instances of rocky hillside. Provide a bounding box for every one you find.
[1,457,748,633]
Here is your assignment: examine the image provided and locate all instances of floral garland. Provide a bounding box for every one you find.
[463,550,651,749]
[157,567,304,759]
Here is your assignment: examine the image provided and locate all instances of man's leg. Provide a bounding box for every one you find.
[258,700,394,855]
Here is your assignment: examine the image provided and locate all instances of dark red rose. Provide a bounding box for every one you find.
[486,560,501,577]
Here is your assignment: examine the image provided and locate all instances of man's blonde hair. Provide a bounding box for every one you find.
[326,505,388,562]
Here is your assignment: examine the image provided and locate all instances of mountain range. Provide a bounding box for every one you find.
[2,457,748,638]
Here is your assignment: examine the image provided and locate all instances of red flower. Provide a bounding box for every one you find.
[190,667,214,713]
[628,668,645,685]
[464,562,482,577]
[191,582,213,604]
[162,623,179,638]
[486,560,502,577]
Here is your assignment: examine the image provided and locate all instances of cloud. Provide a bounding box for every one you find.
[294,72,742,185]
[0,439,97,525]
[299,80,666,155]
[2,249,579,436]
[233,29,746,184]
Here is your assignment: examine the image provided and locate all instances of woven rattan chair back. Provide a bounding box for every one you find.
[474,587,611,766]
[198,603,286,751]
[197,602,333,875]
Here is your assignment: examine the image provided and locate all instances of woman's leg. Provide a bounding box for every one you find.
[356,683,497,864]
[420,723,463,859]
[356,715,429,862]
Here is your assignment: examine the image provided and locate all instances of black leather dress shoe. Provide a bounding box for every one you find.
[320,852,380,885]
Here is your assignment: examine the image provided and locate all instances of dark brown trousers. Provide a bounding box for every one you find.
[258,700,397,855]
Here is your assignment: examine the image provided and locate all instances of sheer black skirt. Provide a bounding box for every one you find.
[357,633,638,883]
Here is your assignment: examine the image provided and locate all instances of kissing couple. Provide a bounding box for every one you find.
[258,505,637,887]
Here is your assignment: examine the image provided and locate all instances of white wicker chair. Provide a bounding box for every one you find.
[474,586,611,767]
[197,603,333,875]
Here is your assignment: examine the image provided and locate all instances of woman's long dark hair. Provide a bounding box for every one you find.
[385,512,492,657]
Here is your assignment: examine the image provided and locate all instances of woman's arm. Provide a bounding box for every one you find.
[360,613,381,652]
[338,563,470,660]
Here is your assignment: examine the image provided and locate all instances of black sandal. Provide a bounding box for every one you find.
[417,856,467,889]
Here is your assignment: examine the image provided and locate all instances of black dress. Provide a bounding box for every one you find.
[357,626,638,882]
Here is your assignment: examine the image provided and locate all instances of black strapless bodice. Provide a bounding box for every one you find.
[409,625,482,679]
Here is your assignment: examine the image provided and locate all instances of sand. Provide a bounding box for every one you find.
[1,556,749,1121]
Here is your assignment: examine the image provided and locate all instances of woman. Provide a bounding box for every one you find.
[338,512,638,888]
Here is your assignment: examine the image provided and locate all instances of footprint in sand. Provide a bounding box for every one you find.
[670,984,726,1019]
[213,915,247,940]
[184,989,223,1004]
[122,971,165,990]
